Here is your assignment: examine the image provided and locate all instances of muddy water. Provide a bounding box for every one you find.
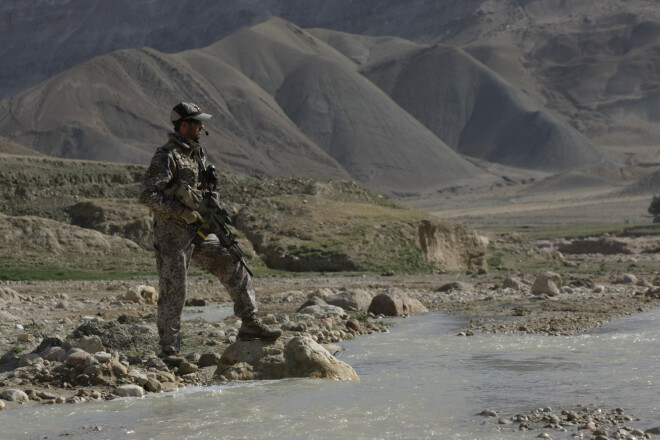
[2,309,658,440]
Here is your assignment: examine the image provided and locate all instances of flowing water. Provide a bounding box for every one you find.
[2,308,658,440]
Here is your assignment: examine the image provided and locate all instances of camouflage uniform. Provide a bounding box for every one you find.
[138,132,257,354]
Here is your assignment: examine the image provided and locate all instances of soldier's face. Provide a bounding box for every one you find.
[180,120,204,141]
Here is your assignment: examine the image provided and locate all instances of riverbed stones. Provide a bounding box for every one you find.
[1,389,29,402]
[115,384,144,398]
[177,362,198,375]
[324,289,374,312]
[198,353,221,368]
[0,287,24,303]
[125,285,158,305]
[64,348,91,367]
[19,353,43,367]
[75,335,105,353]
[0,399,5,410]
[503,277,526,290]
[368,288,428,316]
[531,271,562,296]
[217,335,359,381]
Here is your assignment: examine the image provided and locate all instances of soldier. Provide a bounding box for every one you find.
[138,102,281,356]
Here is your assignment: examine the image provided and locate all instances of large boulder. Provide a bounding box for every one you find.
[216,336,358,381]
[324,289,374,312]
[531,271,562,296]
[368,288,428,316]
[417,220,488,270]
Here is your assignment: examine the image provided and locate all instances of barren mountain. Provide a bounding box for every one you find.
[1,17,620,195]
[4,0,659,153]
[312,29,606,172]
[0,41,350,182]
[0,18,491,195]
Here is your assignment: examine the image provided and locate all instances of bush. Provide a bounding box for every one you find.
[648,195,660,222]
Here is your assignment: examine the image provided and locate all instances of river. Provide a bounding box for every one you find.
[2,308,658,440]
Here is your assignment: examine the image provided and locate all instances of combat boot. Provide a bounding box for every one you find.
[238,315,282,341]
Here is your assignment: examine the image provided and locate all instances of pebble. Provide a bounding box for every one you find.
[0,400,5,410]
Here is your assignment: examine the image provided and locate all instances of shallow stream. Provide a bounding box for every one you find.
[2,308,658,440]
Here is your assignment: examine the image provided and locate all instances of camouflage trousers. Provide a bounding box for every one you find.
[153,215,257,353]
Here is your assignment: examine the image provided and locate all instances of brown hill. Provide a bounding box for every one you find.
[0,136,44,157]
[0,18,488,196]
[0,44,350,182]
[312,29,607,172]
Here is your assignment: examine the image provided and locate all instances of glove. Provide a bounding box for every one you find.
[180,208,204,225]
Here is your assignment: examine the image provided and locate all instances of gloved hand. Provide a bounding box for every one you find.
[180,208,204,225]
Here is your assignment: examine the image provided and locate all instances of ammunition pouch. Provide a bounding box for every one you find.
[164,183,202,210]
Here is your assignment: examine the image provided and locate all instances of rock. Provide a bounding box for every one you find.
[531,271,562,296]
[613,273,638,285]
[216,336,359,381]
[503,277,526,290]
[94,352,112,363]
[436,282,472,293]
[144,377,162,392]
[297,304,346,318]
[296,296,328,312]
[126,285,159,305]
[186,352,201,363]
[128,369,148,386]
[17,333,32,343]
[64,349,91,367]
[646,426,660,435]
[646,286,660,299]
[178,362,198,375]
[368,288,428,316]
[324,290,374,312]
[75,335,105,353]
[111,360,128,377]
[417,220,488,270]
[346,319,361,332]
[0,287,24,303]
[198,353,221,368]
[0,400,5,410]
[18,353,43,367]
[185,298,207,306]
[115,384,145,398]
[593,285,605,293]
[479,409,498,417]
[1,389,29,403]
[40,346,66,361]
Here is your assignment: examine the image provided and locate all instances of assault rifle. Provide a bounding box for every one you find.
[165,167,253,276]
[194,190,253,277]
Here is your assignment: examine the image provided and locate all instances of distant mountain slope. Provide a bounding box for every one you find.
[2,0,660,149]
[208,18,484,193]
[0,136,45,157]
[313,29,607,172]
[0,18,488,195]
[0,44,350,181]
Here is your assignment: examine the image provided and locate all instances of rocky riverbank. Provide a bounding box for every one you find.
[1,268,659,426]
